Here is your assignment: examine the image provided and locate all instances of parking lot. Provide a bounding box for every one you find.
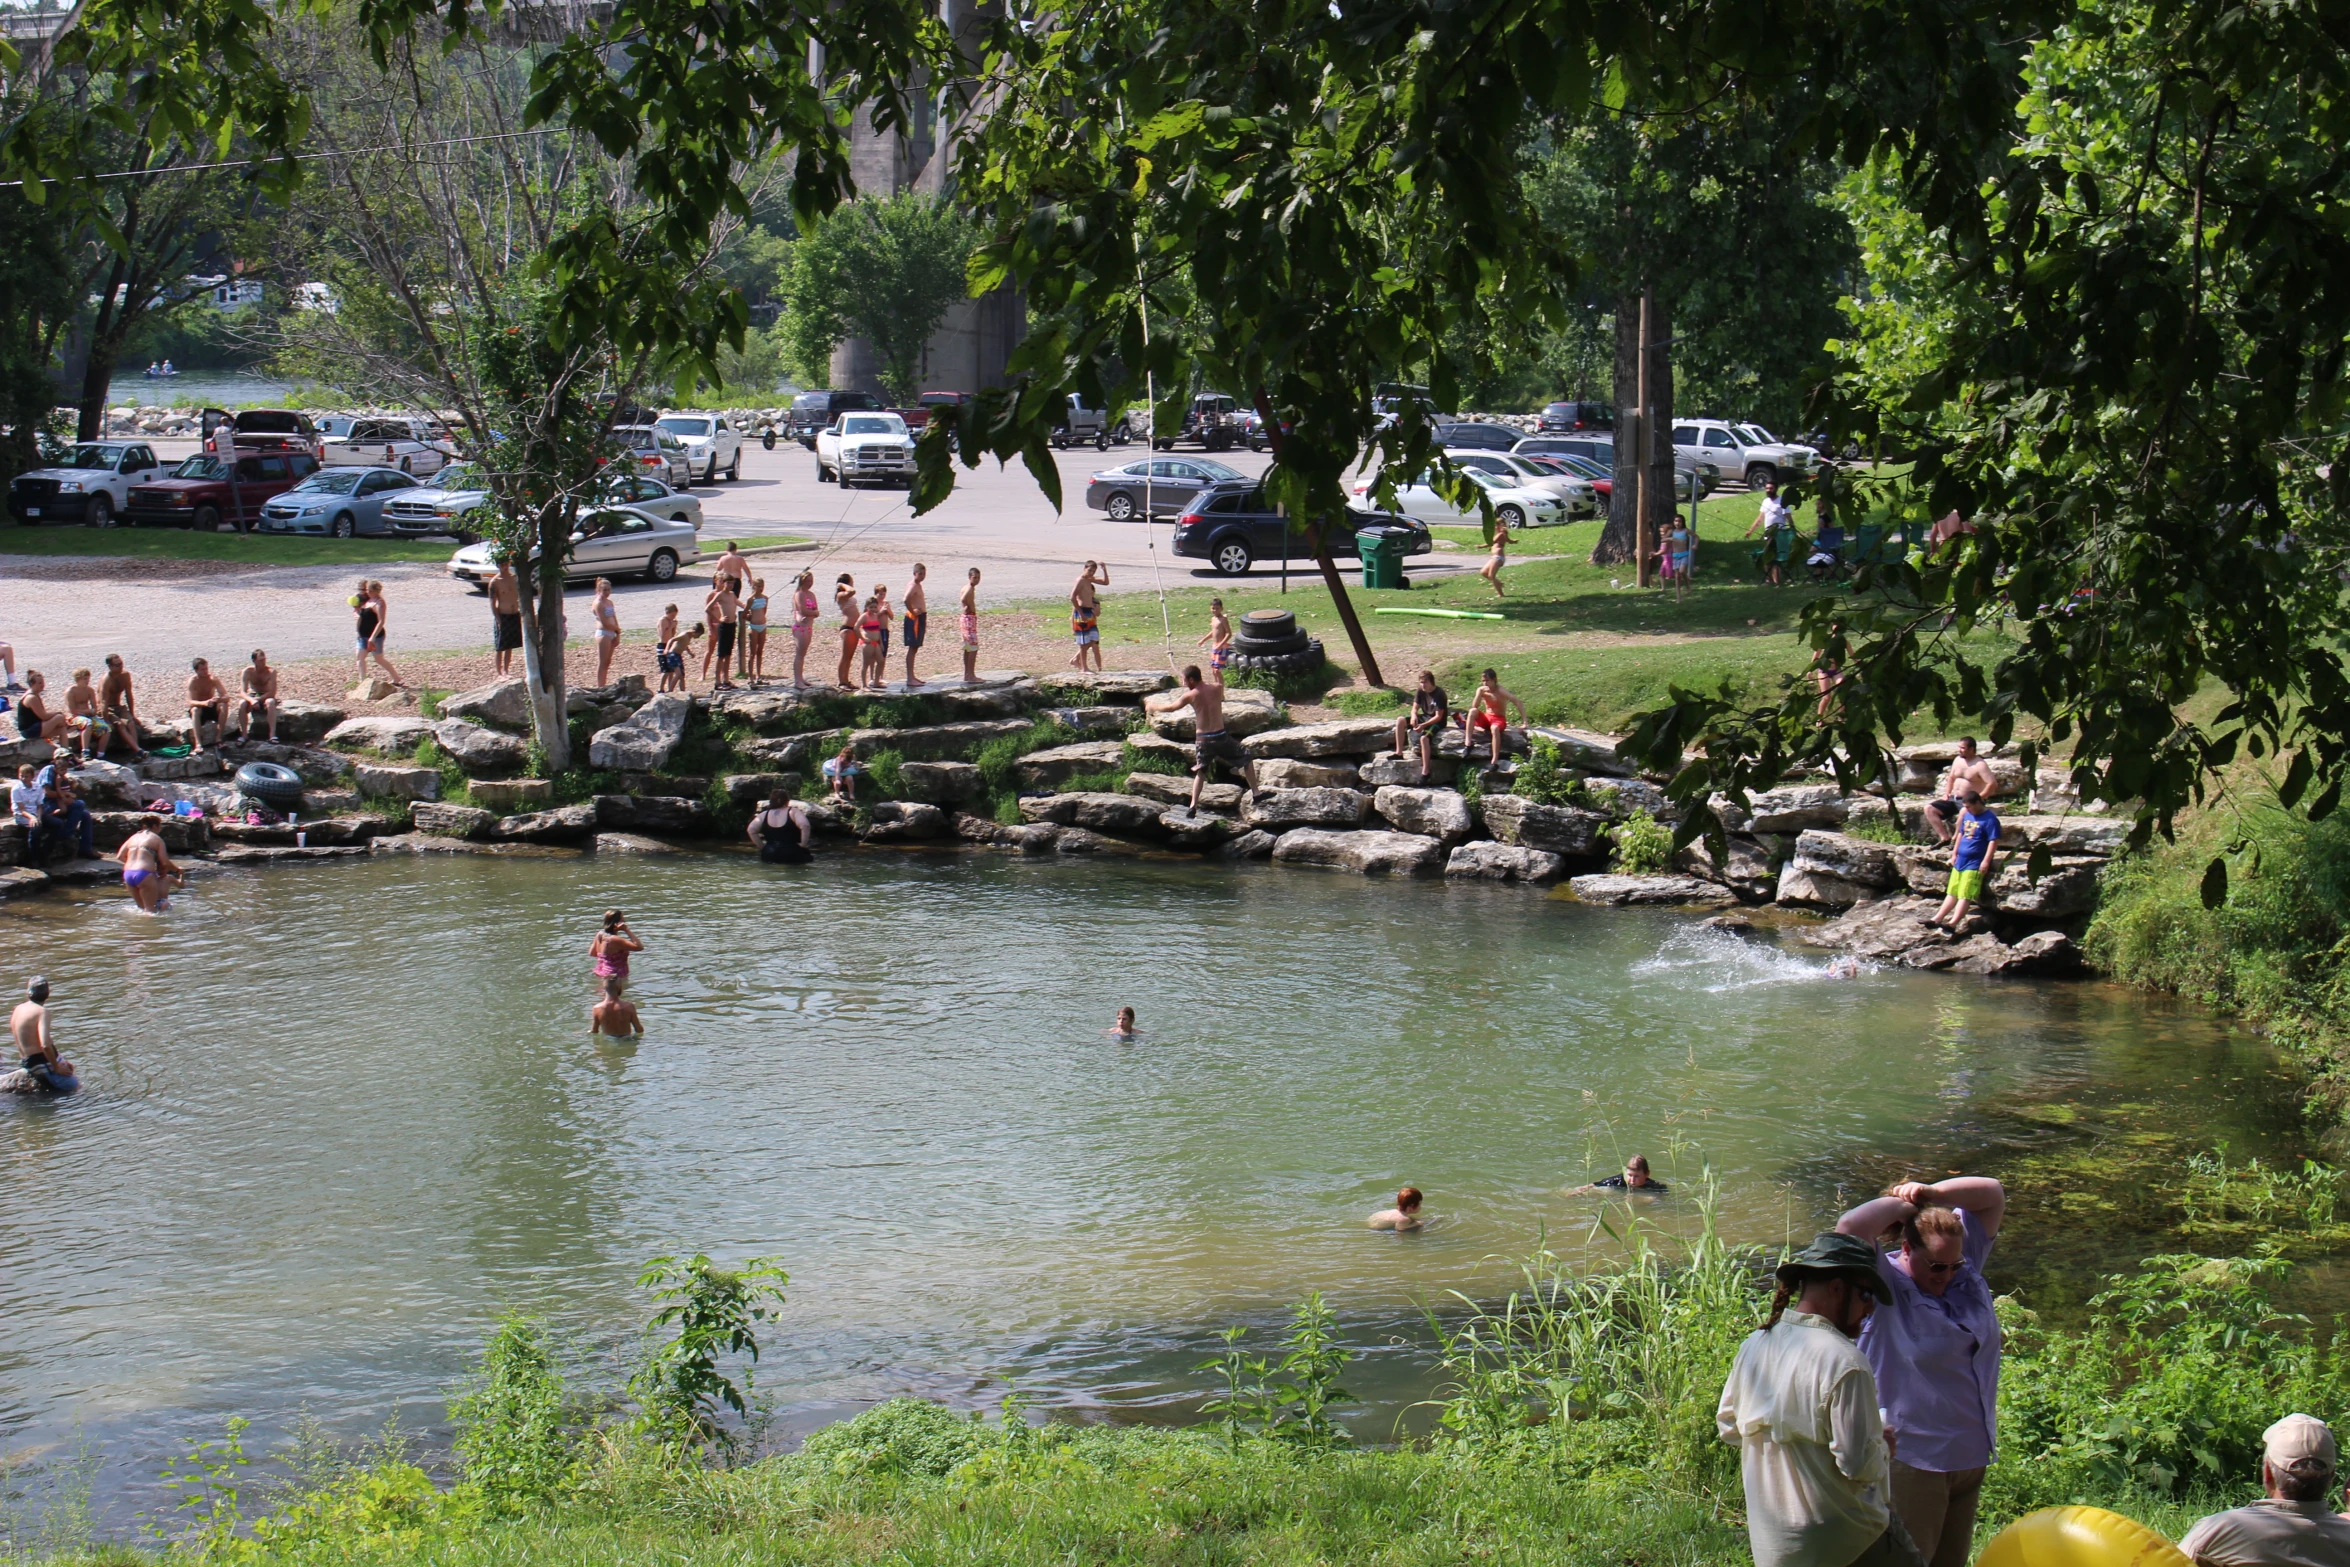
[0,433,1482,674]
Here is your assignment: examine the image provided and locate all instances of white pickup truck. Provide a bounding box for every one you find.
[1670,419,1820,490]
[4,440,167,527]
[322,415,457,478]
[815,412,915,489]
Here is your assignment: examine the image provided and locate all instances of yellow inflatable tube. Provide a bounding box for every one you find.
[1977,1507,2192,1567]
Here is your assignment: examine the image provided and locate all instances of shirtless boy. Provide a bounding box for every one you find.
[238,650,281,743]
[61,668,113,762]
[901,562,928,688]
[1145,664,1237,813]
[1927,737,2002,845]
[490,560,523,677]
[115,813,185,913]
[10,977,75,1089]
[1069,561,1109,672]
[590,976,643,1042]
[99,654,150,758]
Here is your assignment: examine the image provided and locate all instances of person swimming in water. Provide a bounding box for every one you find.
[10,977,75,1090]
[1575,1154,1669,1195]
[590,976,642,1043]
[590,909,641,994]
[1368,1186,1425,1231]
[1109,1005,1138,1040]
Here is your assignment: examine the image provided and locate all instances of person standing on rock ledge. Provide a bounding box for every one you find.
[1070,561,1109,673]
[902,563,929,689]
[959,568,982,685]
[1931,791,1999,932]
[490,559,523,678]
[1925,739,2001,845]
[1146,665,1237,814]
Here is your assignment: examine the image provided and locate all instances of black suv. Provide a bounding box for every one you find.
[1430,420,1519,451]
[785,389,882,447]
[1171,483,1431,576]
[1537,400,1613,432]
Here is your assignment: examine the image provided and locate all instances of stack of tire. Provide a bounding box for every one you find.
[1225,608,1324,678]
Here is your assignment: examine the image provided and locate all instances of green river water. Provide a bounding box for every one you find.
[0,850,2318,1511]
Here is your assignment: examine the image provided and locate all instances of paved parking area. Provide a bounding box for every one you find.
[1,439,1480,673]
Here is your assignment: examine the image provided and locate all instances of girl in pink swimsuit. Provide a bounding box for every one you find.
[590,909,642,993]
[791,569,819,688]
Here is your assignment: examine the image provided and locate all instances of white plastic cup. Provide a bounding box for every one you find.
[296,831,307,848]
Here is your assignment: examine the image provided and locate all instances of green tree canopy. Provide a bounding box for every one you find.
[781,193,982,403]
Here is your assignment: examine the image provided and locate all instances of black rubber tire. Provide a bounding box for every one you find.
[762,430,777,450]
[1228,640,1325,676]
[727,449,741,480]
[235,761,305,807]
[1235,629,1311,657]
[1103,491,1137,521]
[646,549,678,583]
[1212,537,1254,575]
[192,506,220,533]
[1095,431,1109,451]
[87,494,113,528]
[817,458,832,483]
[332,513,355,538]
[1238,608,1297,640]
[1746,464,1777,490]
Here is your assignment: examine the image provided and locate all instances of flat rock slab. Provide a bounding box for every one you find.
[588,692,695,772]
[1569,874,1736,907]
[723,772,805,806]
[1271,827,1445,877]
[1373,785,1476,845]
[1240,718,1395,761]
[1050,670,1174,702]
[1122,773,1242,814]
[411,802,497,841]
[1806,895,1990,963]
[438,677,534,731]
[1524,725,1630,776]
[1148,687,1283,740]
[1446,843,1563,884]
[468,779,555,811]
[137,753,229,781]
[354,762,440,802]
[367,833,577,857]
[0,867,51,899]
[326,716,437,755]
[432,719,528,777]
[1791,829,1902,889]
[699,689,811,733]
[1743,784,1852,834]
[1015,741,1127,790]
[849,719,1032,762]
[860,801,952,842]
[1019,791,1167,837]
[1254,758,1358,791]
[1481,795,1608,858]
[1998,815,2131,855]
[41,858,126,887]
[492,804,599,844]
[1039,704,1132,734]
[1242,786,1373,831]
[592,832,684,854]
[1357,753,1458,788]
[593,794,713,835]
[214,844,371,864]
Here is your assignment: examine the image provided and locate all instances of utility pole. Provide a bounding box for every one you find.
[1633,288,1653,589]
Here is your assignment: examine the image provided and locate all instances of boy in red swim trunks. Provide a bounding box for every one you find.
[1461,667,1526,767]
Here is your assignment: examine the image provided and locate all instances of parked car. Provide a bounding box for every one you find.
[785,389,882,446]
[1171,484,1432,576]
[1372,383,1446,429]
[1519,451,1609,500]
[1154,392,1244,452]
[1084,455,1247,520]
[313,414,360,441]
[201,407,322,461]
[592,472,704,528]
[1239,408,1292,452]
[1051,394,1132,450]
[1350,466,1567,531]
[126,450,321,529]
[6,441,167,526]
[1429,420,1520,452]
[382,463,490,539]
[257,467,422,536]
[609,424,693,487]
[815,412,915,487]
[1671,419,1819,489]
[1514,435,1712,498]
[654,413,742,483]
[1537,400,1614,432]
[1444,449,1600,518]
[448,505,700,588]
[901,390,976,434]
[321,415,456,478]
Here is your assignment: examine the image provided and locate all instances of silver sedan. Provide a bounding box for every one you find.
[447,505,702,589]
[1083,456,1247,520]
[593,473,704,529]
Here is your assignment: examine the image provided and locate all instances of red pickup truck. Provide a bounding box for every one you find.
[127,451,321,530]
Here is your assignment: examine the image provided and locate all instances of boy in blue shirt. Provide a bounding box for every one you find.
[1933,789,2000,930]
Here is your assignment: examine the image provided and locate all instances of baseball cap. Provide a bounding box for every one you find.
[2264,1414,2338,1476]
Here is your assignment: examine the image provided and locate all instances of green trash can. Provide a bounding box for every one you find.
[1358,529,1406,590]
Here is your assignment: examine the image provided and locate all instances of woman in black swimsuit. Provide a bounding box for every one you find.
[352,579,379,682]
[14,671,67,742]
[746,790,813,864]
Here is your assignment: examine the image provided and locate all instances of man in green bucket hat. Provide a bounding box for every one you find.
[1718,1233,1922,1567]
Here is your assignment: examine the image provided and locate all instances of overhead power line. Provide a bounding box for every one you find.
[0,126,555,187]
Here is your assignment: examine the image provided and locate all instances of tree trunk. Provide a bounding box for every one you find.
[1589,288,1674,567]
[1254,386,1383,687]
[75,256,129,442]
[516,500,574,773]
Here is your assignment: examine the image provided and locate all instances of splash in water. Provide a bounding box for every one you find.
[1631,923,1870,992]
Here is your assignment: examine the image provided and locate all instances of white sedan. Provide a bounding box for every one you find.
[448,505,701,590]
[1350,467,1568,530]
[1444,449,1600,518]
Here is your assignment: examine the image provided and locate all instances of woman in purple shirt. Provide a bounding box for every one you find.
[1835,1175,2007,1567]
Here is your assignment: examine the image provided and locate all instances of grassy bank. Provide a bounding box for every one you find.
[0,526,810,568]
[17,1182,2345,1567]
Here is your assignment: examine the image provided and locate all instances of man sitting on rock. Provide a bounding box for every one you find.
[1146,665,1238,815]
[238,649,282,744]
[1925,738,2000,845]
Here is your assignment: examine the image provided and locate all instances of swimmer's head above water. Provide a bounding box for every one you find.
[1110,1006,1137,1038]
[26,976,49,1004]
[1370,1186,1424,1230]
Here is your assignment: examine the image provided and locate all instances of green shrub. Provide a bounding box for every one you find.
[1228,663,1332,705]
[1331,687,1405,717]
[1121,739,1190,777]
[1511,739,1593,808]
[1606,810,1673,874]
[990,789,1022,825]
[627,1254,789,1457]
[972,719,1074,794]
[1059,768,1126,794]
[449,1313,579,1512]
[863,748,905,800]
[411,737,473,806]
[1842,812,1910,844]
[799,1397,998,1478]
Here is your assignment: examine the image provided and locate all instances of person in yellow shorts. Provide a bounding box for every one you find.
[1932,790,2000,930]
